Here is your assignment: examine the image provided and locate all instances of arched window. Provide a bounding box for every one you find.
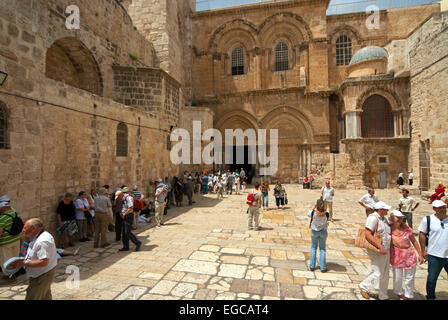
[336,35,352,66]
[361,95,394,138]
[231,47,244,76]
[275,42,289,72]
[0,102,7,149]
[116,122,128,157]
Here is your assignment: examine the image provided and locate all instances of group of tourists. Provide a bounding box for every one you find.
[193,169,249,196]
[397,171,414,186]
[356,187,448,300]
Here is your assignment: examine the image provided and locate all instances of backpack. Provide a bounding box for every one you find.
[425,215,431,246]
[309,210,329,229]
[133,197,144,210]
[3,212,24,236]
[246,193,255,206]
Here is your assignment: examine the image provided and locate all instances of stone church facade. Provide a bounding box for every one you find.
[0,0,446,230]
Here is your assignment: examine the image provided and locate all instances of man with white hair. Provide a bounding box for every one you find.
[359,188,379,217]
[359,201,392,300]
[0,199,22,275]
[10,218,57,300]
[154,179,168,227]
[418,200,448,300]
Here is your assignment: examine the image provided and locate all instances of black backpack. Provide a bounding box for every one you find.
[3,212,24,236]
[425,216,431,246]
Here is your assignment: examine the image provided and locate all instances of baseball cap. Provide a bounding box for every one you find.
[374,202,392,210]
[115,190,123,197]
[0,195,10,203]
[390,210,405,217]
[121,187,130,193]
[0,202,9,209]
[432,200,447,208]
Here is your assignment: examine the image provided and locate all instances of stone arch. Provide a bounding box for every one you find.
[361,94,394,138]
[45,37,104,96]
[258,12,312,47]
[208,19,258,53]
[215,110,259,134]
[356,87,402,111]
[329,25,361,45]
[260,106,314,144]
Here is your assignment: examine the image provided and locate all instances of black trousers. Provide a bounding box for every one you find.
[122,213,141,249]
[115,212,123,241]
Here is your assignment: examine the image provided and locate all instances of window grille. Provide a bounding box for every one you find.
[336,35,352,66]
[275,42,289,72]
[361,95,394,138]
[231,47,244,76]
[116,122,128,157]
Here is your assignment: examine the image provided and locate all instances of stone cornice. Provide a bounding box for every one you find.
[341,137,410,144]
[193,0,330,19]
[339,74,408,91]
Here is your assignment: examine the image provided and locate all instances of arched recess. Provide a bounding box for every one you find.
[357,87,402,112]
[330,26,361,67]
[215,110,259,135]
[361,94,394,138]
[260,106,314,143]
[258,12,312,45]
[45,37,103,96]
[208,19,258,53]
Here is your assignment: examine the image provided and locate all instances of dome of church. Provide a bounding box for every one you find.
[350,46,388,65]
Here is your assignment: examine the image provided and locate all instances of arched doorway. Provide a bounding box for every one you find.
[46,37,103,96]
[361,94,394,138]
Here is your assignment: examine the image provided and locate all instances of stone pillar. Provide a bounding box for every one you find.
[345,112,361,138]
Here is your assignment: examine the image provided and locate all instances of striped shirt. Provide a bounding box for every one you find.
[132,190,143,200]
[0,210,22,246]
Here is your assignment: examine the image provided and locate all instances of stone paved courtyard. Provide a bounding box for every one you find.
[1,186,447,300]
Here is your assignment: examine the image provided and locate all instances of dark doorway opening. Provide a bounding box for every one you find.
[230,145,255,184]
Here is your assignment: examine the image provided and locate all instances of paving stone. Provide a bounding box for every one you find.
[189,251,220,262]
[251,256,269,266]
[182,273,211,284]
[245,248,270,256]
[303,286,322,299]
[315,272,352,282]
[247,280,264,295]
[149,280,177,295]
[230,279,249,293]
[280,283,304,299]
[264,282,280,297]
[220,255,249,265]
[171,282,198,297]
[172,259,219,275]
[271,250,287,260]
[292,270,315,279]
[218,264,247,279]
[115,286,148,300]
[138,272,164,280]
[199,245,220,252]
[221,248,245,255]
[246,268,264,280]
[215,292,236,300]
[275,268,293,283]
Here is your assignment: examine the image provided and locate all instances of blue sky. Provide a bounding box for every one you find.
[196,0,439,14]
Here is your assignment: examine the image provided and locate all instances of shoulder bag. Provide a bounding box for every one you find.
[355,215,383,253]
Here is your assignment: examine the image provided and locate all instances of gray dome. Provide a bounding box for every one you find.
[350,46,388,65]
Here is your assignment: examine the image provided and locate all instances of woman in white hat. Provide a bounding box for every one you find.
[389,210,424,300]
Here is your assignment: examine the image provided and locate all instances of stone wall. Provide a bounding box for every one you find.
[0,0,177,236]
[408,13,448,190]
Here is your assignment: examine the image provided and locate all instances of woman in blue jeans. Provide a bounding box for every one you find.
[307,199,329,272]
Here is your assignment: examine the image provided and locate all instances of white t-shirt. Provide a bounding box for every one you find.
[365,212,391,249]
[399,197,417,213]
[418,214,448,258]
[121,194,134,214]
[74,198,89,220]
[409,173,414,180]
[25,231,58,278]
[359,193,379,209]
[307,210,328,232]
[321,186,335,202]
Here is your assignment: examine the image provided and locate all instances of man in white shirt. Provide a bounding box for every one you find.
[359,188,379,217]
[321,181,335,222]
[408,171,414,186]
[359,202,392,300]
[398,189,419,228]
[11,218,57,300]
[418,200,448,300]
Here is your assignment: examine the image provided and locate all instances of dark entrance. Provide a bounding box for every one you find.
[229,145,255,183]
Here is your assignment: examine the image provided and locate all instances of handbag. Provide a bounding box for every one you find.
[355,215,383,253]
